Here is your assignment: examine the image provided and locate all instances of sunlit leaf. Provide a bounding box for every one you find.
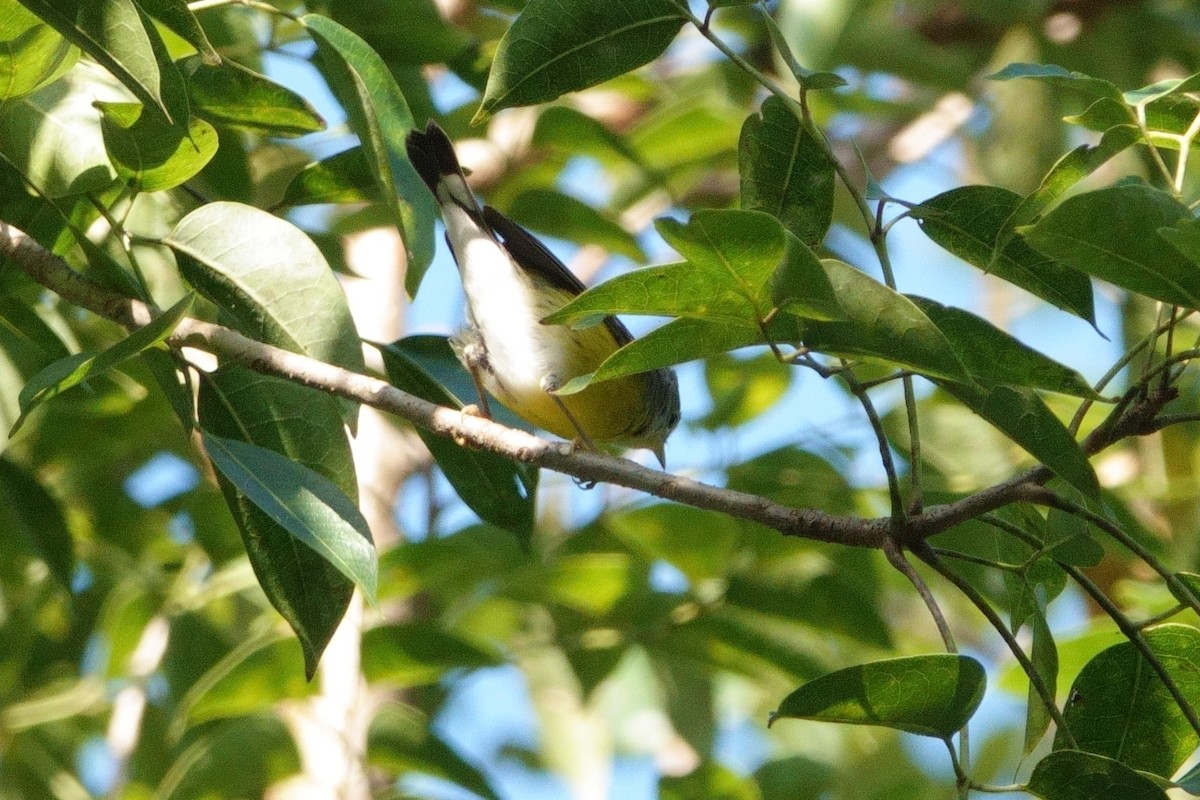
[988,63,1124,102]
[361,623,501,685]
[183,56,325,137]
[302,13,435,290]
[280,147,378,207]
[0,3,77,100]
[477,0,684,119]
[98,102,216,191]
[771,654,986,739]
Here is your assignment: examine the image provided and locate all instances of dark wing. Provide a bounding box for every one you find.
[482,205,634,346]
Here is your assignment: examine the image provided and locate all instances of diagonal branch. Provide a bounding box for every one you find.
[0,218,1175,551]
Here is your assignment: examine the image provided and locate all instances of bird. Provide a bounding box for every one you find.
[404,120,681,466]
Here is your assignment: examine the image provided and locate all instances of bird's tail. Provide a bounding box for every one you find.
[405,120,477,212]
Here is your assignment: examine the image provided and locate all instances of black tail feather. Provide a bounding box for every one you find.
[405,120,461,196]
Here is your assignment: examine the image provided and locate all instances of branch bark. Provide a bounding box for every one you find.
[0,219,1140,550]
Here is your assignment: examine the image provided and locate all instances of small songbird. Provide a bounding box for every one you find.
[405,121,681,465]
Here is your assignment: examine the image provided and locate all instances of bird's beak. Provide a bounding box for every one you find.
[652,443,667,469]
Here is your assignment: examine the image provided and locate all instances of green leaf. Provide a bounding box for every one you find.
[325,0,473,66]
[798,259,973,383]
[759,9,845,91]
[477,0,684,119]
[301,13,435,292]
[726,445,853,514]
[1024,612,1058,754]
[16,0,177,121]
[769,234,844,322]
[739,95,836,247]
[0,456,74,587]
[542,552,635,614]
[908,296,1100,398]
[1177,757,1200,794]
[280,147,378,207]
[988,63,1124,102]
[771,654,986,739]
[912,185,1095,323]
[176,636,315,728]
[368,705,501,800]
[1004,125,1140,236]
[503,188,646,262]
[1053,624,1200,778]
[13,292,193,433]
[0,3,77,100]
[1123,72,1200,106]
[136,0,221,65]
[182,56,326,137]
[377,338,537,539]
[201,432,376,601]
[1020,182,1200,309]
[0,62,119,196]
[936,383,1099,499]
[166,201,365,430]
[1027,751,1167,800]
[557,316,768,393]
[98,102,216,191]
[1156,217,1200,280]
[698,352,791,429]
[361,623,501,685]
[608,504,739,584]
[197,365,360,677]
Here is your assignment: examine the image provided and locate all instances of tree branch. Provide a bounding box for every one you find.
[0,218,1173,552]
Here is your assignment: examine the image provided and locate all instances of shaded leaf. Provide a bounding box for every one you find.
[936,382,1099,499]
[378,337,537,539]
[504,188,646,262]
[197,365,360,676]
[771,654,985,739]
[0,456,74,587]
[1024,612,1058,754]
[477,0,684,119]
[909,296,1099,398]
[1053,624,1200,779]
[182,55,325,137]
[739,95,836,247]
[368,704,501,800]
[13,292,193,433]
[1020,182,1200,309]
[177,637,315,727]
[201,432,376,601]
[361,623,501,685]
[988,63,1124,102]
[912,185,1095,323]
[136,0,220,65]
[280,147,378,207]
[98,102,217,191]
[1027,751,1167,800]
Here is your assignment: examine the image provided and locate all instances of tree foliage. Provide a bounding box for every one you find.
[2,0,1200,798]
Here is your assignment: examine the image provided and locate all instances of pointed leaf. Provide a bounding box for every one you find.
[771,654,986,739]
[16,0,176,120]
[0,3,77,100]
[739,95,836,247]
[166,201,365,429]
[912,185,1095,323]
[909,296,1100,398]
[988,63,1124,102]
[281,147,378,207]
[1024,612,1058,754]
[477,0,684,118]
[798,259,972,382]
[197,365,360,677]
[98,102,217,191]
[136,0,221,65]
[201,432,375,600]
[504,188,646,262]
[1021,182,1200,309]
[1123,72,1200,106]
[1028,751,1167,800]
[13,292,192,433]
[301,13,435,291]
[1053,624,1200,778]
[361,623,501,685]
[937,382,1099,499]
[378,338,537,540]
[183,56,325,137]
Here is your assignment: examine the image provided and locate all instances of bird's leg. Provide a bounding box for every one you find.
[450,327,493,420]
[540,374,597,453]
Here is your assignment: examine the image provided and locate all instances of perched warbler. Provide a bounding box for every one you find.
[405,121,681,465]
